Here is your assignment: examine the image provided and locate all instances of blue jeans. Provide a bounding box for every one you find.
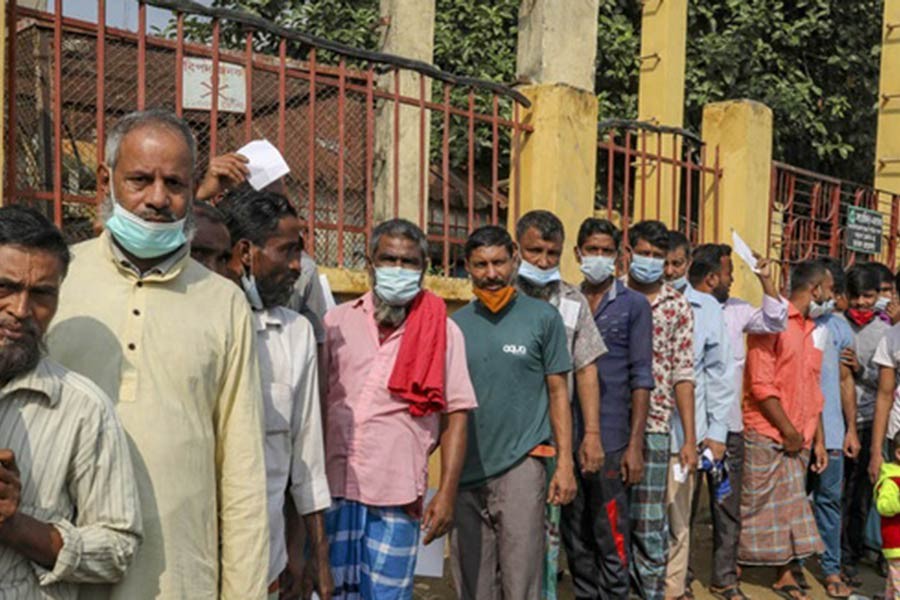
[810,450,844,576]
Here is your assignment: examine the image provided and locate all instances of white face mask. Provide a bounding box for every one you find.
[579,254,616,285]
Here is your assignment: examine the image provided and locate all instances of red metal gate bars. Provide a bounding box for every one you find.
[768,161,900,287]
[5,0,532,276]
[595,119,722,246]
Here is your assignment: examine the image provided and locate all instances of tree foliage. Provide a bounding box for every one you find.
[174,0,884,184]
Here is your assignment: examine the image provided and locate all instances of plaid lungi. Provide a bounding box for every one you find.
[738,432,824,566]
[326,499,420,600]
[629,432,670,600]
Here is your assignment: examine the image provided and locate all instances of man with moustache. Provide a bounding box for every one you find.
[216,189,333,600]
[47,109,269,599]
[451,225,576,600]
[514,210,607,600]
[0,206,142,598]
[321,218,476,599]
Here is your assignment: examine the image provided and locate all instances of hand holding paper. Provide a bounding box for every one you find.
[235,139,291,191]
[731,229,759,273]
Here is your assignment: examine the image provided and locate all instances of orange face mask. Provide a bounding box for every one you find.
[473,285,516,313]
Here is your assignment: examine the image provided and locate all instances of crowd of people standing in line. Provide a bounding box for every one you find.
[5,108,900,600]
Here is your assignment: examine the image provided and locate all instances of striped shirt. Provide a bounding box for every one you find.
[0,357,141,599]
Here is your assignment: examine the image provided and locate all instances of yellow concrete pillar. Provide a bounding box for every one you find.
[636,0,687,227]
[374,0,435,225]
[875,0,900,200]
[512,0,599,282]
[701,100,774,306]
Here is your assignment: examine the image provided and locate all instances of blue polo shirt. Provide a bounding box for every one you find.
[578,280,655,453]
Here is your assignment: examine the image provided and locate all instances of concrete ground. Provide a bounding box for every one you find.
[413,498,886,600]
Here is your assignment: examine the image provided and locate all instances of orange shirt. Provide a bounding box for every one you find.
[742,301,825,448]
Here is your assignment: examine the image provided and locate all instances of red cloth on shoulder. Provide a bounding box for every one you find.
[387,290,447,417]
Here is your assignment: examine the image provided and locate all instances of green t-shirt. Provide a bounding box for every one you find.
[452,294,573,488]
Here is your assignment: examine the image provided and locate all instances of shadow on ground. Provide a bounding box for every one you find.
[414,490,886,599]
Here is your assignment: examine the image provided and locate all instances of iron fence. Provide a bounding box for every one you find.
[768,161,900,287]
[5,0,532,274]
[595,120,722,246]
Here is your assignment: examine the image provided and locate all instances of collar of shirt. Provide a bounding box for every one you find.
[103,231,190,281]
[650,282,680,309]
[0,357,61,407]
[683,284,706,308]
[352,291,410,344]
[591,278,623,316]
[253,307,286,333]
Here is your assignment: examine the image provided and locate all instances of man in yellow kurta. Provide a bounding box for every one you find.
[47,109,269,599]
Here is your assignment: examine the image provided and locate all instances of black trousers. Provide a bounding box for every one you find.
[687,432,744,590]
[842,423,874,567]
[560,451,630,600]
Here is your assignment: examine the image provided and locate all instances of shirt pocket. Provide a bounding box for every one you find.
[599,313,628,348]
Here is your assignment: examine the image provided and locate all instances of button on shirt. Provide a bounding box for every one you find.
[722,294,789,432]
[743,302,825,448]
[584,280,654,453]
[817,313,855,450]
[254,307,331,586]
[323,292,477,507]
[631,282,694,434]
[0,358,141,600]
[670,285,734,453]
[48,232,270,600]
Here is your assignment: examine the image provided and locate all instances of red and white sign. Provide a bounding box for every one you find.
[182,57,246,113]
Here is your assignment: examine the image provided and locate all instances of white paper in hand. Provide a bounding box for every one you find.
[731,229,759,273]
[414,489,445,578]
[235,139,290,191]
[673,461,688,484]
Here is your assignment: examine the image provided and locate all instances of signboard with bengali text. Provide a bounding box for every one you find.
[182,57,246,113]
[846,206,883,255]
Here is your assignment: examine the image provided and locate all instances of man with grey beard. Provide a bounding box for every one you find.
[320,218,476,599]
[0,206,141,598]
[515,210,608,599]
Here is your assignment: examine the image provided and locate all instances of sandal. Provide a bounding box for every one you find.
[789,565,810,590]
[709,585,751,600]
[771,585,809,600]
[825,579,852,599]
[840,569,862,588]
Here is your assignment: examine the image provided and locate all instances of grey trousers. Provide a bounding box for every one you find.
[450,456,547,600]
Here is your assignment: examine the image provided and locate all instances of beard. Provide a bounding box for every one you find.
[0,317,43,384]
[517,276,560,301]
[373,294,409,328]
[257,275,295,309]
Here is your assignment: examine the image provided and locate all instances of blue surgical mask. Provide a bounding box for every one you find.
[580,254,616,285]
[374,267,422,306]
[104,189,187,259]
[669,276,688,292]
[518,260,561,287]
[240,270,264,310]
[809,298,835,320]
[629,254,665,284]
[875,296,891,312]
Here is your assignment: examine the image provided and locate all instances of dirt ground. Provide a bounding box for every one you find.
[412,494,886,600]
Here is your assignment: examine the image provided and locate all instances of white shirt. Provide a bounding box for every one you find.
[722,294,789,432]
[254,307,331,586]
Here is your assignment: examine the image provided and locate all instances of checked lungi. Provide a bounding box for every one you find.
[326,499,420,600]
[738,431,823,566]
[629,432,670,600]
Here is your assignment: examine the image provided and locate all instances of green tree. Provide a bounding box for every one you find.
[172,0,884,185]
